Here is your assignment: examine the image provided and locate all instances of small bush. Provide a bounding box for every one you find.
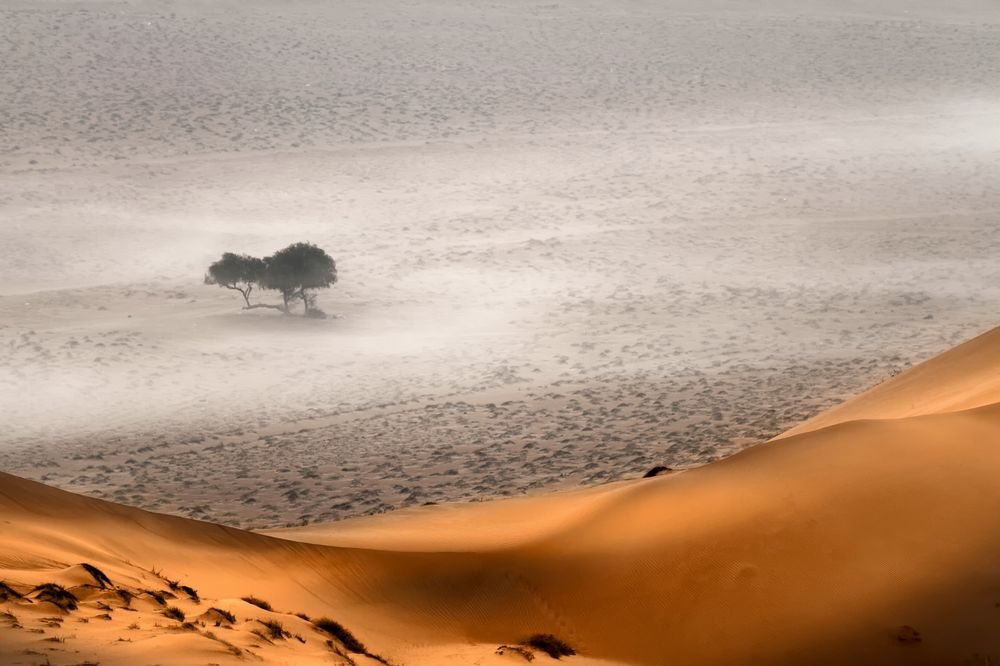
[313,617,366,653]
[179,585,200,602]
[0,581,24,602]
[162,606,185,622]
[241,596,272,611]
[144,590,166,606]
[259,618,289,640]
[643,465,672,478]
[209,607,236,624]
[524,634,575,659]
[32,583,78,611]
[295,612,311,621]
[79,563,112,588]
[115,589,133,606]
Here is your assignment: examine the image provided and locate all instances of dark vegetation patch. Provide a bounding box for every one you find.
[115,589,133,606]
[32,583,78,611]
[643,465,672,478]
[144,590,167,606]
[179,585,199,602]
[79,563,112,588]
[313,617,366,653]
[497,644,535,661]
[0,581,24,602]
[162,606,185,622]
[524,634,576,659]
[258,618,290,640]
[208,607,236,624]
[241,596,272,611]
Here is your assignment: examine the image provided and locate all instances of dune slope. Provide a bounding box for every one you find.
[3,328,1000,665]
[778,325,1000,438]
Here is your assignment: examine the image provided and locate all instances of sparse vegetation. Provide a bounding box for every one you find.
[0,581,24,601]
[524,634,575,659]
[179,585,200,602]
[497,644,536,661]
[258,618,290,640]
[115,589,133,607]
[162,606,186,622]
[79,562,112,588]
[206,242,337,315]
[144,590,166,606]
[208,607,237,624]
[241,595,273,611]
[32,583,78,611]
[313,617,366,653]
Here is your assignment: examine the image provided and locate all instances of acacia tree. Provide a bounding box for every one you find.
[204,252,267,308]
[261,242,338,314]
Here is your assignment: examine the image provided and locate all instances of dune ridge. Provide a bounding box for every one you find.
[4,327,1000,664]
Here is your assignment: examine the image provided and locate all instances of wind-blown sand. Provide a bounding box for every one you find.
[4,327,1000,665]
[3,0,1000,529]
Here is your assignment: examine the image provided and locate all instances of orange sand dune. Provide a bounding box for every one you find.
[4,328,1000,665]
[778,325,1000,438]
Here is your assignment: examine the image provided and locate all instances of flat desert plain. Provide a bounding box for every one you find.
[1,1,999,533]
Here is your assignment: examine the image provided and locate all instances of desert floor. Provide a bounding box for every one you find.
[2,0,1000,529]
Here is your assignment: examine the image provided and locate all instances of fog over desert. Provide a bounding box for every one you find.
[2,1,1000,664]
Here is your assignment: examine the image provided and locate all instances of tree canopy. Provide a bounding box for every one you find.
[205,243,337,316]
[204,252,266,308]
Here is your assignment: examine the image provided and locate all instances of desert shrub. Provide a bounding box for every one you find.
[32,583,78,611]
[241,596,272,611]
[0,581,24,601]
[295,612,311,621]
[179,585,200,602]
[313,617,366,653]
[524,634,575,659]
[259,618,289,640]
[643,465,672,478]
[79,563,112,588]
[163,606,185,622]
[209,607,236,624]
[144,589,166,606]
[497,644,535,661]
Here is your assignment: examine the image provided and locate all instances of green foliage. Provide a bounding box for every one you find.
[261,242,337,312]
[205,243,337,314]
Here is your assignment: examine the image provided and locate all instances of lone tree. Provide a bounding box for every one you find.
[262,242,338,314]
[205,243,337,315]
[204,252,266,308]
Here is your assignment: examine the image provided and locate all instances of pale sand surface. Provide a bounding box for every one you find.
[3,328,1000,664]
[3,0,1000,528]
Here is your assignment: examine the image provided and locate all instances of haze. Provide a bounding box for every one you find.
[2,0,999,529]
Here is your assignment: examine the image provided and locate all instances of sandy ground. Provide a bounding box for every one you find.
[4,327,1000,665]
[3,0,1000,528]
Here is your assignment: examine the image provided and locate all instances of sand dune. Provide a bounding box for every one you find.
[779,325,1000,438]
[4,327,1000,664]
